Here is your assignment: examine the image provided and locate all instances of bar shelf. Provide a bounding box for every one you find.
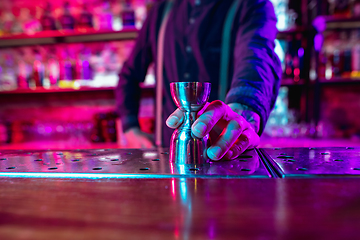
[318,77,360,84]
[276,27,308,39]
[324,16,360,30]
[281,78,306,86]
[0,84,155,95]
[0,28,138,48]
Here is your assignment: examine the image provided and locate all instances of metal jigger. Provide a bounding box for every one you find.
[169,82,211,165]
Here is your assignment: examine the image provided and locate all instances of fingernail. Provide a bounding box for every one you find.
[193,122,207,136]
[208,146,222,160]
[167,116,179,126]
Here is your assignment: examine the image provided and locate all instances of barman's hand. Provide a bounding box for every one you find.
[166,100,260,160]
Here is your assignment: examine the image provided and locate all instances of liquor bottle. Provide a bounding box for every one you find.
[352,30,360,78]
[330,32,345,78]
[354,0,360,17]
[1,5,15,35]
[40,2,57,31]
[343,31,354,78]
[32,49,44,87]
[17,49,30,89]
[47,47,60,86]
[318,49,327,79]
[292,33,302,82]
[20,8,41,35]
[59,2,75,30]
[81,46,93,81]
[122,0,135,28]
[330,0,351,17]
[77,4,94,31]
[0,50,17,90]
[59,48,75,82]
[284,36,294,79]
[96,1,113,30]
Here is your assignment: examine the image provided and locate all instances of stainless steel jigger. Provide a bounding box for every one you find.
[169,82,211,165]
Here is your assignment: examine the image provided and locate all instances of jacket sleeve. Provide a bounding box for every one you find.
[225,0,282,135]
[115,6,155,132]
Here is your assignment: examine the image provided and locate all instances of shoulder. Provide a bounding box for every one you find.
[146,0,169,19]
[237,0,276,21]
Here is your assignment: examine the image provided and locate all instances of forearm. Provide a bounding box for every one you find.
[228,0,281,135]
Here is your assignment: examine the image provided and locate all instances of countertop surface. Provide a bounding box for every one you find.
[0,147,360,239]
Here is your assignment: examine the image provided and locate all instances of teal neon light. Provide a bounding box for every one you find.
[0,172,267,179]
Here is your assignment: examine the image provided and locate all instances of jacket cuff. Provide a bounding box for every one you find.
[225,91,269,136]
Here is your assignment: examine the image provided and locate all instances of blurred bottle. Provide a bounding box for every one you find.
[47,47,60,87]
[330,32,345,78]
[77,4,94,31]
[329,0,351,17]
[352,30,360,78]
[284,36,294,79]
[78,46,93,86]
[318,49,327,79]
[354,0,360,16]
[0,50,17,90]
[104,112,118,142]
[0,122,10,145]
[292,33,303,82]
[59,47,76,87]
[122,0,136,28]
[17,49,30,89]
[40,2,57,31]
[91,112,117,143]
[1,5,15,35]
[10,121,25,143]
[11,8,24,34]
[343,31,353,78]
[96,1,113,31]
[32,49,45,87]
[91,113,106,142]
[59,1,75,30]
[20,8,41,35]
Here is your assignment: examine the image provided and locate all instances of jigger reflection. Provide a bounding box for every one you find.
[169,82,211,165]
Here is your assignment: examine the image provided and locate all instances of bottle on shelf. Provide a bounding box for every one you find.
[351,30,360,78]
[122,0,136,28]
[79,46,93,85]
[95,0,113,31]
[343,31,353,78]
[46,47,60,87]
[77,4,94,31]
[0,50,17,90]
[11,8,24,34]
[20,8,41,35]
[0,3,15,35]
[59,47,75,87]
[32,48,45,88]
[58,1,75,30]
[354,0,360,17]
[40,2,57,31]
[329,0,351,17]
[16,49,31,89]
[284,36,294,79]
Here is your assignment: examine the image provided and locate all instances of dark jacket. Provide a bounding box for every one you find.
[116,0,282,147]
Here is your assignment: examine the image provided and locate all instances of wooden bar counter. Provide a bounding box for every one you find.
[0,147,359,239]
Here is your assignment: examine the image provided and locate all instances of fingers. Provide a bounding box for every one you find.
[225,128,260,160]
[192,100,228,138]
[206,117,247,160]
[166,108,184,129]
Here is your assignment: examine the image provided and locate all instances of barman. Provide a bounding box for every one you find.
[116,0,281,160]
